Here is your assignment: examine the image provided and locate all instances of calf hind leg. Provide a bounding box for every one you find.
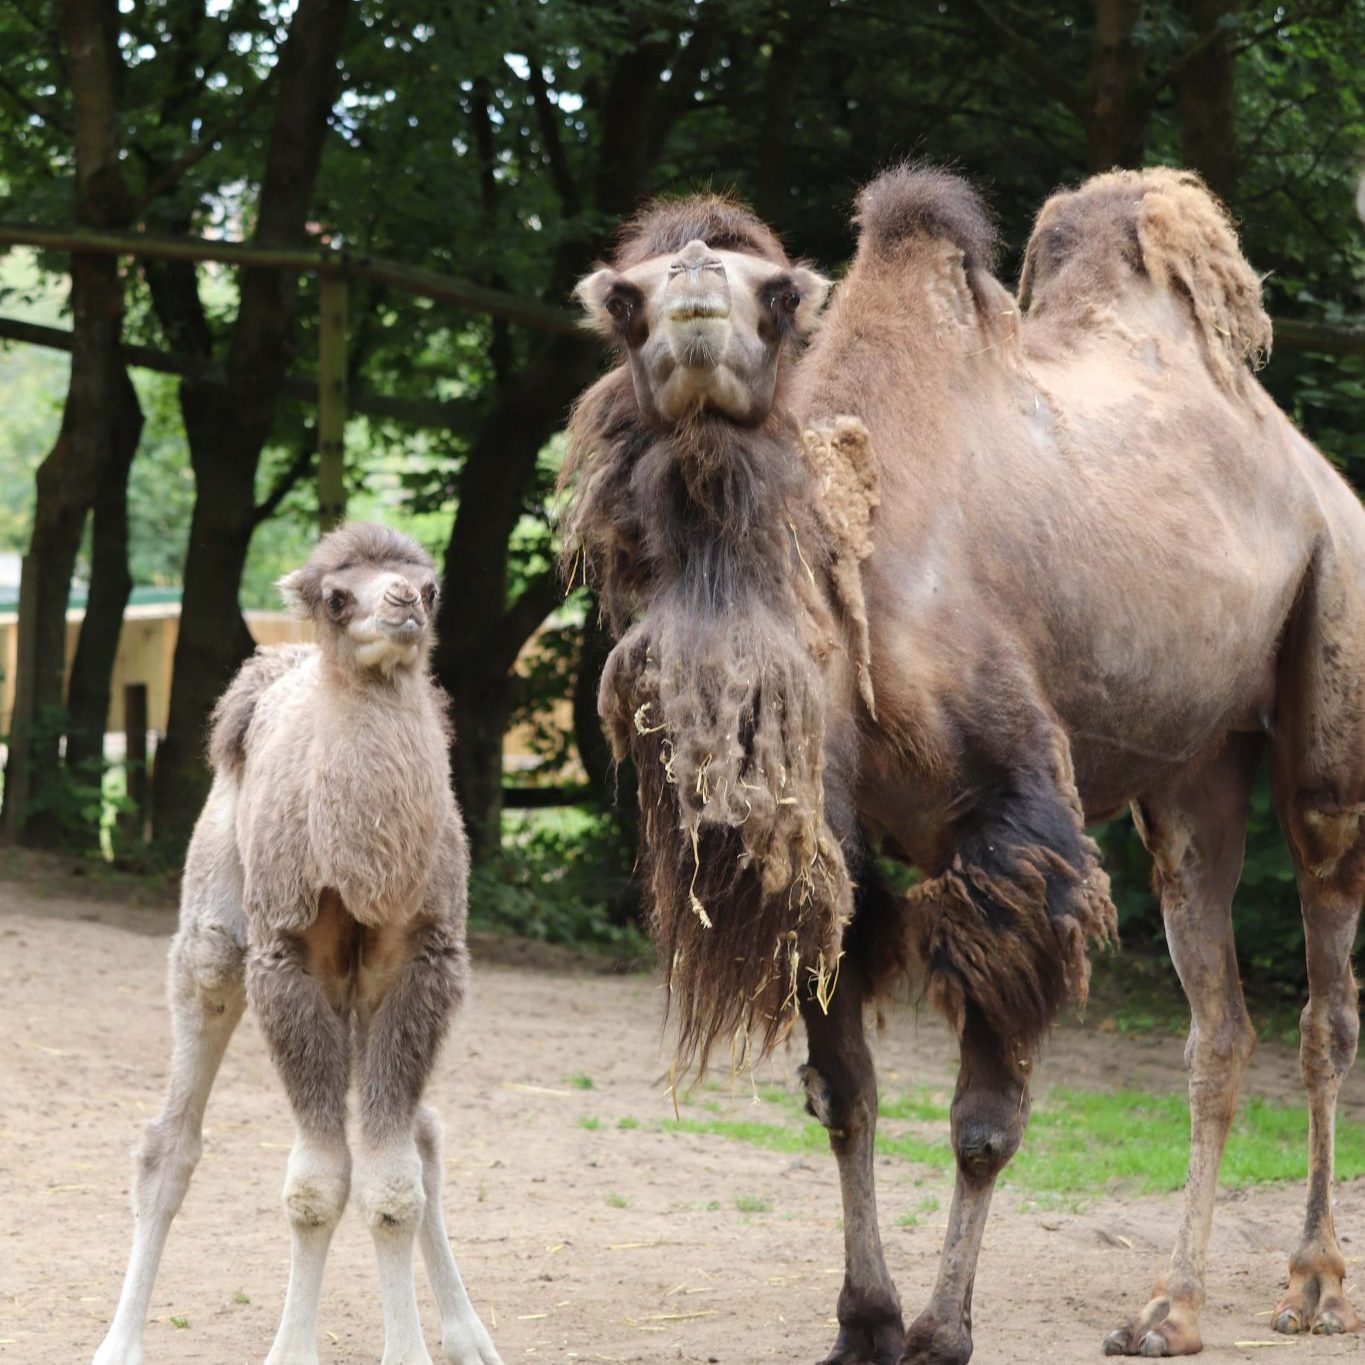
[1271,792,1362,1337]
[93,915,246,1365]
[415,1107,503,1364]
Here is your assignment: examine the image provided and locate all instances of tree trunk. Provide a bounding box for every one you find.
[1177,0,1239,202]
[432,332,598,860]
[1,0,133,847]
[64,366,143,832]
[1086,0,1148,170]
[150,0,350,858]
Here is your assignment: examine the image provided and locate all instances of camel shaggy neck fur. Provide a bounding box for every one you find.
[93,523,501,1365]
[563,169,1365,1365]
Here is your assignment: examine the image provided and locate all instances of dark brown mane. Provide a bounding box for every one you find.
[855,162,998,271]
[560,359,854,1076]
[612,192,791,269]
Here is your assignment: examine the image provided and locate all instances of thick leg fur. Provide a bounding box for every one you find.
[910,736,1115,1055]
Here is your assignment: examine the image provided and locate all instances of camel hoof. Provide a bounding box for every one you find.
[1102,1329,1131,1356]
[1138,1332,1172,1358]
[1273,1308,1306,1335]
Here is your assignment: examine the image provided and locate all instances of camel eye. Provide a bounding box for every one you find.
[606,295,627,319]
[421,581,437,608]
[779,290,801,314]
[326,588,350,618]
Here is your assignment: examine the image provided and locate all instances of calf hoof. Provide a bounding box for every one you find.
[817,1317,903,1364]
[898,1313,971,1365]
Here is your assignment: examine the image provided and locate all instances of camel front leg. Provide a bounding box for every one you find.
[355,919,468,1365]
[250,935,353,1365]
[1273,860,1362,1336]
[94,918,246,1365]
[800,952,903,1365]
[900,1010,1028,1365]
[415,1107,504,1365]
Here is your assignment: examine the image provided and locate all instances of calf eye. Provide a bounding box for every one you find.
[606,295,629,320]
[421,582,438,607]
[326,588,350,618]
[778,290,801,314]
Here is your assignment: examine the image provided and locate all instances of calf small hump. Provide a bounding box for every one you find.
[209,644,315,774]
[1021,167,1271,388]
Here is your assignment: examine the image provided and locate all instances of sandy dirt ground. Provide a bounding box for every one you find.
[2,875,1363,1365]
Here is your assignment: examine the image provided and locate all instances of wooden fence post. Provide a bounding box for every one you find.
[317,273,348,530]
[120,681,148,846]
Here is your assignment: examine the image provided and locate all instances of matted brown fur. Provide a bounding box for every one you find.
[564,362,855,1073]
[1020,166,1271,389]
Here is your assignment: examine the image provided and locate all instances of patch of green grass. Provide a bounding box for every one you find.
[606,1191,629,1208]
[566,1073,594,1090]
[735,1195,771,1213]
[168,1315,189,1329]
[578,1116,601,1131]
[230,1291,249,1306]
[617,1116,640,1130]
[665,1085,1365,1200]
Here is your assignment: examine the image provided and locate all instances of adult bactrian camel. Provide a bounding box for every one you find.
[93,523,501,1365]
[559,168,1365,1363]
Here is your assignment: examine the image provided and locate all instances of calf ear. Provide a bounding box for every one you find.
[277,568,318,617]
[789,265,832,335]
[573,267,624,338]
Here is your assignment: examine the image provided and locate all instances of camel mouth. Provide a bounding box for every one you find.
[379,616,424,641]
[665,295,730,323]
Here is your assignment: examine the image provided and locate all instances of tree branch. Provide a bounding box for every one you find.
[489,568,567,675]
[251,442,314,527]
[947,0,1084,115]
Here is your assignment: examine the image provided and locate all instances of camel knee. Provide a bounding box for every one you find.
[799,1062,874,1153]
[133,1117,203,1217]
[1185,1010,1256,1114]
[282,1139,351,1231]
[170,918,245,1016]
[356,1142,425,1232]
[1299,994,1359,1091]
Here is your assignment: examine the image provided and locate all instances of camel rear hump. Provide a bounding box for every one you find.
[1020,167,1272,389]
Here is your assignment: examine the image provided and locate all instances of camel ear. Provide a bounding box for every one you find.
[789,266,832,335]
[277,568,318,617]
[573,267,622,337]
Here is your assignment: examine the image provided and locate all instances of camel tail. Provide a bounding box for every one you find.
[853,162,998,272]
[1022,167,1272,388]
[208,643,315,775]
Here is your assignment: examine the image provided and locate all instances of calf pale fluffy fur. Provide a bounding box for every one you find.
[93,523,501,1365]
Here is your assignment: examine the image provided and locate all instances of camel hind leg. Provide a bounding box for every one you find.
[1269,551,1364,1338]
[93,787,247,1365]
[1104,733,1262,1357]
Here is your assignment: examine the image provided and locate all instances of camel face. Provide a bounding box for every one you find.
[277,522,439,677]
[327,561,437,673]
[576,241,828,425]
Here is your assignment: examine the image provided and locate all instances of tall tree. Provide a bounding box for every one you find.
[149,0,350,855]
[0,0,140,847]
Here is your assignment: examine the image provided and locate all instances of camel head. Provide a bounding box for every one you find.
[278,521,438,676]
[573,194,829,426]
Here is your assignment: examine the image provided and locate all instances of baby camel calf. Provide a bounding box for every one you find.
[93,523,501,1365]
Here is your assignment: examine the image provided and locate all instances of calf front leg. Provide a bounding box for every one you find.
[800,952,904,1365]
[250,934,352,1365]
[355,919,467,1365]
